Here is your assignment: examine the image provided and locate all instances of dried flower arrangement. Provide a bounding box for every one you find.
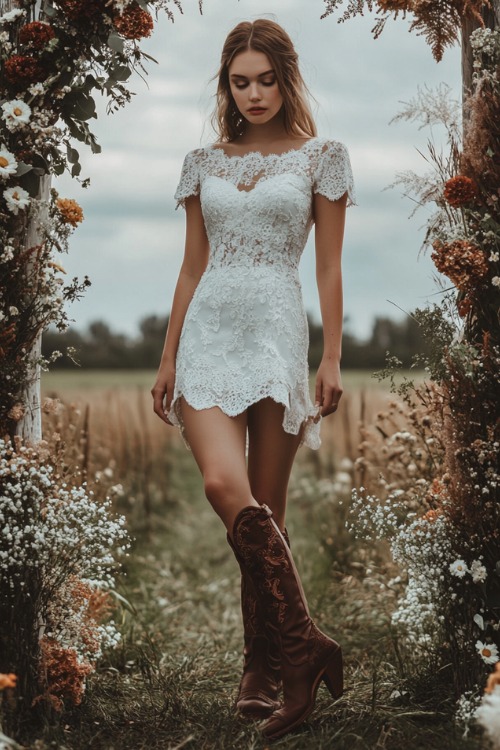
[344,22,499,740]
[0,0,184,436]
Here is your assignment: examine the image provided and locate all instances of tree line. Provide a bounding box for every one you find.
[42,313,431,370]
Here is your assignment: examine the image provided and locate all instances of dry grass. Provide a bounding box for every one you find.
[21,371,487,749]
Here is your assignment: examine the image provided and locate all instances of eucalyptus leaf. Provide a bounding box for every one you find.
[19,170,41,197]
[71,162,82,177]
[107,33,125,54]
[71,94,97,121]
[473,613,484,630]
[110,65,132,82]
[15,161,33,177]
[66,144,79,164]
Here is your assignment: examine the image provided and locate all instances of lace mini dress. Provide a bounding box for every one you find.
[169,137,356,450]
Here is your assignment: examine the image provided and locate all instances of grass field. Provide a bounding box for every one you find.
[26,368,486,750]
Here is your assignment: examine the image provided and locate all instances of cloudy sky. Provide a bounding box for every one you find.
[54,0,462,341]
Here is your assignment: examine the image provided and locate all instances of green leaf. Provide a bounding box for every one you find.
[107,33,124,54]
[71,93,97,121]
[19,169,41,197]
[71,162,82,177]
[66,144,79,164]
[15,161,33,177]
[52,161,65,176]
[109,65,132,82]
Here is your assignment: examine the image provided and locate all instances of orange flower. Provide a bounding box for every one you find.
[113,2,154,39]
[485,662,500,694]
[431,239,489,292]
[0,673,17,690]
[421,508,442,522]
[443,175,477,208]
[56,197,84,227]
[37,637,93,711]
[18,21,55,49]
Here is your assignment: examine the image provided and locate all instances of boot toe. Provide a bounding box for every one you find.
[236,694,280,720]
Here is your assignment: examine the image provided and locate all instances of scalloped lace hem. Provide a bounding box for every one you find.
[167,386,321,452]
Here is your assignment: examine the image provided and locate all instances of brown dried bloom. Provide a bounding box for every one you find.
[37,637,93,711]
[457,295,473,318]
[113,3,154,39]
[56,198,84,227]
[56,0,109,24]
[377,0,411,10]
[7,403,25,422]
[18,21,55,49]
[443,175,477,208]
[4,55,47,88]
[431,239,489,291]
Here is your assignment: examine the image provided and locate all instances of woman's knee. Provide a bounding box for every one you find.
[203,471,246,505]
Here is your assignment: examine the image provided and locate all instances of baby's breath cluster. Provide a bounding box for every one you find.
[0,437,130,711]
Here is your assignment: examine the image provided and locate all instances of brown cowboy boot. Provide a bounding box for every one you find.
[231,504,343,740]
[227,528,291,719]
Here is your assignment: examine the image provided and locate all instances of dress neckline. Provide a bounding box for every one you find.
[206,137,319,161]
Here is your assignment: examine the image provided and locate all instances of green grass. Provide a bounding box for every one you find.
[21,442,485,750]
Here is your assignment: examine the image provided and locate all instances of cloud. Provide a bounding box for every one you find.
[55,0,461,341]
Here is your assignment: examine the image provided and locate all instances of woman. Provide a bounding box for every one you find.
[152,18,356,740]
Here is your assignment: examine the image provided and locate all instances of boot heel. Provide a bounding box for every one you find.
[322,647,343,699]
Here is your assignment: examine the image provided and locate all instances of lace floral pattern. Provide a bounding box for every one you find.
[169,138,356,450]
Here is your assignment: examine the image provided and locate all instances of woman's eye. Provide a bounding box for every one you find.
[262,80,275,87]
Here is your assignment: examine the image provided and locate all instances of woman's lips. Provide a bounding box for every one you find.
[248,108,266,114]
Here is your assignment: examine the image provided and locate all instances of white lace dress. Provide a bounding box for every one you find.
[169,137,356,450]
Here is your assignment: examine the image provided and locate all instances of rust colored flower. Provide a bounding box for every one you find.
[56,197,84,226]
[38,637,93,710]
[443,175,477,208]
[18,21,55,49]
[0,673,17,690]
[485,662,500,694]
[431,239,489,292]
[421,508,442,523]
[113,3,154,39]
[56,0,109,23]
[4,55,47,88]
[457,295,473,317]
[377,0,410,10]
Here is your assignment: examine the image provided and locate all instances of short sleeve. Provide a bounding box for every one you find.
[313,140,357,207]
[174,149,201,210]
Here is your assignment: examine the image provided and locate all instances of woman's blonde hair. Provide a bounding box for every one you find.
[211,19,317,142]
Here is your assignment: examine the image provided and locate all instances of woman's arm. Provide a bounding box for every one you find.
[313,190,347,418]
[151,194,209,423]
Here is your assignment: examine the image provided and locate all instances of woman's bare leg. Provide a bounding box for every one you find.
[180,397,259,533]
[247,398,304,531]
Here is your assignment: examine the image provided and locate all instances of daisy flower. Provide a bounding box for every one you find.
[476,641,499,665]
[450,559,468,578]
[0,148,18,179]
[1,99,31,130]
[3,185,30,214]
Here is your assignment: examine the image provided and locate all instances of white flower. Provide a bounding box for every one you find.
[475,686,500,749]
[492,276,500,288]
[490,251,500,262]
[9,306,19,316]
[471,559,487,583]
[0,147,18,180]
[2,99,31,130]
[0,8,25,23]
[476,640,499,664]
[28,82,45,97]
[450,559,468,578]
[3,186,30,215]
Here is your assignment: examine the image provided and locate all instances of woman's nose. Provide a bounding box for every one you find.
[248,83,261,101]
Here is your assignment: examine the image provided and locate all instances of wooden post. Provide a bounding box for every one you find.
[461,2,500,111]
[1,0,51,443]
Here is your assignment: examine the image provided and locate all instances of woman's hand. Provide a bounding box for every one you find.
[151,364,176,425]
[315,357,343,418]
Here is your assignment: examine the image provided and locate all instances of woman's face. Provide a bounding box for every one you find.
[228,49,283,126]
